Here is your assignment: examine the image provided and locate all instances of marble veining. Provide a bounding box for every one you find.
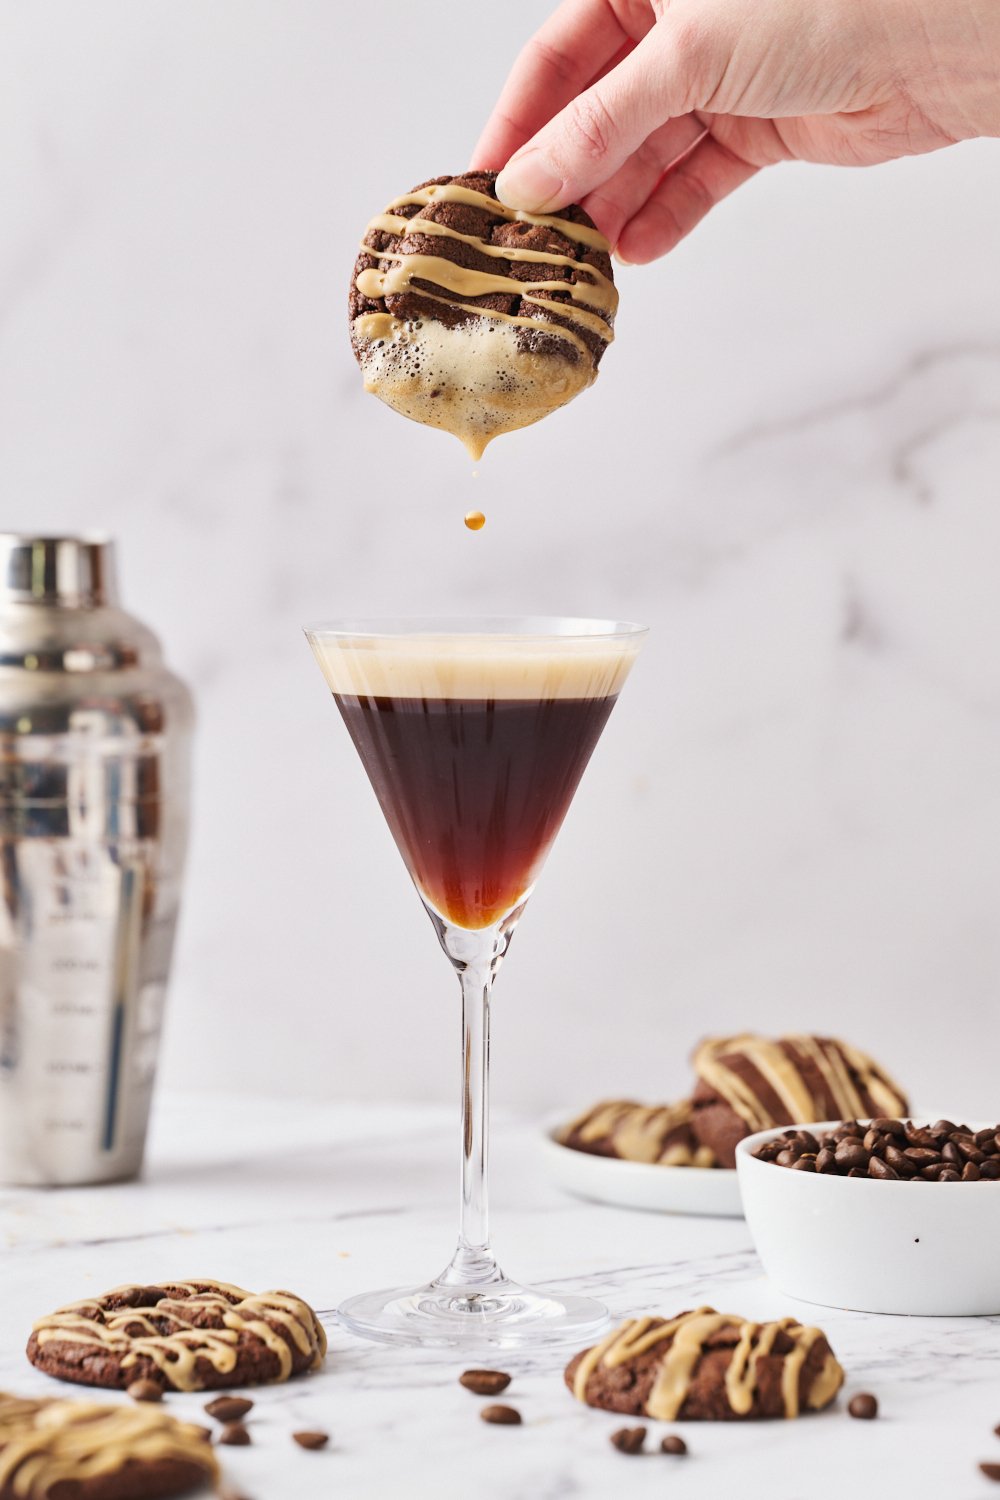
[2,1093,999,1499]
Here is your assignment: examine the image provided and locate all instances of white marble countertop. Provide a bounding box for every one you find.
[2,1093,999,1499]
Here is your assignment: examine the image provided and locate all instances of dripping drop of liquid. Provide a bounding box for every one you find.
[464,509,486,531]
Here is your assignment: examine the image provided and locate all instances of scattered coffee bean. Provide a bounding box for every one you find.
[205,1397,254,1423]
[980,1463,1000,1482]
[218,1423,251,1446]
[459,1369,512,1396]
[661,1434,688,1455]
[847,1393,878,1420]
[292,1431,329,1450]
[480,1405,521,1426]
[610,1426,646,1454]
[126,1379,162,1403]
[753,1120,1000,1181]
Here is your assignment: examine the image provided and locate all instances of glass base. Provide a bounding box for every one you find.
[337,1276,610,1349]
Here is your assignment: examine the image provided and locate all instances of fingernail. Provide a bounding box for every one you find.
[613,249,633,266]
[495,150,564,212]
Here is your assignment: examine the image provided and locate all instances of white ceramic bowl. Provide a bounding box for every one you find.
[736,1121,1000,1316]
[541,1121,743,1216]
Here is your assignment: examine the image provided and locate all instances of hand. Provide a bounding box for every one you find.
[472,0,1000,263]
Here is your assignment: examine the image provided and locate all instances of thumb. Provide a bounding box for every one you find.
[495,19,712,212]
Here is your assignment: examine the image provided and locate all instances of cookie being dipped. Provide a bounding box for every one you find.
[349,171,617,458]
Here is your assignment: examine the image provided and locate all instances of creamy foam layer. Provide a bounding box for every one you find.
[353,312,594,460]
[308,632,641,701]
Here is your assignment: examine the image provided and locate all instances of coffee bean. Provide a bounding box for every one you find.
[835,1140,869,1171]
[205,1397,254,1423]
[292,1431,329,1450]
[661,1435,688,1455]
[931,1120,958,1136]
[975,1128,996,1146]
[610,1427,646,1454]
[126,1379,163,1403]
[791,1157,816,1171]
[993,1423,1000,1438]
[956,1139,984,1164]
[962,1160,982,1181]
[847,1167,866,1177]
[872,1118,905,1136]
[903,1147,940,1166]
[816,1148,837,1173]
[459,1369,512,1396]
[884,1145,909,1170]
[848,1393,878,1420]
[939,1167,961,1182]
[863,1129,883,1153]
[922,1163,947,1180]
[776,1148,799,1167]
[980,1159,1000,1179]
[941,1141,963,1166]
[868,1157,898,1180]
[218,1423,251,1446]
[979,1463,1000,1482]
[480,1405,521,1426]
[794,1130,820,1154]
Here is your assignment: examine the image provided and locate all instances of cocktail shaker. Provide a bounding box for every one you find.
[0,535,193,1185]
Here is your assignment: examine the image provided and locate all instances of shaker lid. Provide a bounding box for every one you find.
[0,535,119,608]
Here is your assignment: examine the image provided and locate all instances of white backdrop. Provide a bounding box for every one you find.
[2,1,999,1117]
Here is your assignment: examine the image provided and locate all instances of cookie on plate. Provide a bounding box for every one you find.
[0,1390,218,1499]
[27,1280,327,1393]
[350,171,617,457]
[691,1034,909,1168]
[565,1309,844,1421]
[559,1100,716,1167]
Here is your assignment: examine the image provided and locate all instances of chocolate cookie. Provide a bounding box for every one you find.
[566,1309,844,1421]
[559,1100,716,1167]
[27,1280,327,1393]
[0,1391,218,1499]
[691,1035,909,1168]
[350,171,617,457]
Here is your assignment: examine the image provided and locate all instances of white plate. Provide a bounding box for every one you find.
[540,1119,743,1218]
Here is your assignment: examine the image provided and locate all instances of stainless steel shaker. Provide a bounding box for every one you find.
[0,535,193,1185]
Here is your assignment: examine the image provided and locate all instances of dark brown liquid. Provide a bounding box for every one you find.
[334,694,617,929]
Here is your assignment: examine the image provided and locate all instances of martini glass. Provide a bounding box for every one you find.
[304,616,646,1347]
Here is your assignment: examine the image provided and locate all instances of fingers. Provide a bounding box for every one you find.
[470,0,637,173]
[580,115,707,248]
[615,131,759,263]
[494,18,716,212]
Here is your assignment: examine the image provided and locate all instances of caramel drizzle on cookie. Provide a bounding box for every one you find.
[356,181,617,358]
[0,1393,218,1498]
[572,1310,844,1421]
[693,1035,907,1133]
[31,1281,327,1392]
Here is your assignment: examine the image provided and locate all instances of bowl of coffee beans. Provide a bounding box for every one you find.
[736,1119,1000,1315]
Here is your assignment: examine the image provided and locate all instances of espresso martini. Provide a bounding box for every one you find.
[305,618,645,1347]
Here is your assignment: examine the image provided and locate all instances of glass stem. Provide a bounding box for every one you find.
[458,950,492,1272]
[430,919,512,1292]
